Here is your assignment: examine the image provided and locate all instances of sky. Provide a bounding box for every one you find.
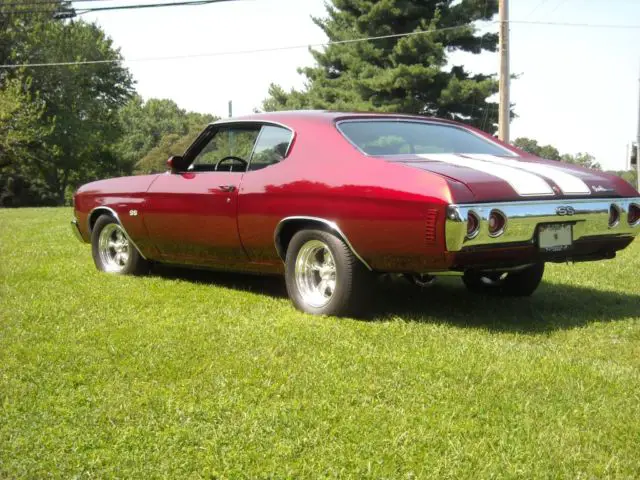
[81,0,640,171]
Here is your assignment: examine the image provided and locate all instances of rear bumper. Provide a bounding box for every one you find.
[445,197,640,252]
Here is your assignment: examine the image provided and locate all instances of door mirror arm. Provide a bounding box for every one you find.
[167,155,187,173]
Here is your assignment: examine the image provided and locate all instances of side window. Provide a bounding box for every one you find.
[248,126,293,172]
[191,126,261,172]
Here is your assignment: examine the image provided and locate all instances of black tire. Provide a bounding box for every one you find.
[462,263,545,297]
[285,229,372,316]
[91,214,149,275]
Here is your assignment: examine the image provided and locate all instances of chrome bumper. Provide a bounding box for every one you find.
[446,197,640,252]
[71,219,84,242]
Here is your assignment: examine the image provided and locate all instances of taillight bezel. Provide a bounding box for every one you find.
[608,204,621,228]
[628,203,640,227]
[466,211,480,239]
[488,209,507,238]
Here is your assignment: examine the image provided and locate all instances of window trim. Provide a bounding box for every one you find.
[180,120,296,174]
[335,119,518,158]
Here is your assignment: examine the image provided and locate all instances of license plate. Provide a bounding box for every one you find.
[539,224,573,251]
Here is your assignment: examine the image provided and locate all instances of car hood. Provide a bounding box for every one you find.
[392,153,638,202]
[77,174,159,196]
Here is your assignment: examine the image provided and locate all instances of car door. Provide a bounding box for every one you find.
[143,124,261,267]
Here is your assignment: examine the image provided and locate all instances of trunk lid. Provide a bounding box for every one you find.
[391,153,634,202]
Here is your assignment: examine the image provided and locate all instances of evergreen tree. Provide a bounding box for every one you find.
[263,0,500,132]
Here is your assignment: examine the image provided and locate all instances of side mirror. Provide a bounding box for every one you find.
[167,155,185,173]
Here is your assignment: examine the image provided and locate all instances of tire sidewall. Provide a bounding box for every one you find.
[91,215,140,275]
[285,230,357,316]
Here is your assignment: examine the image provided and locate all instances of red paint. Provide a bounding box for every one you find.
[73,111,640,275]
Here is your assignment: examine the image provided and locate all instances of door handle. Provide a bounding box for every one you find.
[218,185,236,192]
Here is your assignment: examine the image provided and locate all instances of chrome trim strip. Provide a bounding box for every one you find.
[335,118,518,157]
[446,197,640,252]
[88,206,148,260]
[274,216,373,271]
[70,219,84,242]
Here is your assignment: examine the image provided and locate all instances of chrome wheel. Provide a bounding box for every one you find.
[295,240,337,308]
[98,223,130,273]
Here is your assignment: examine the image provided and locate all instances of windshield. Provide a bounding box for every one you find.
[338,120,514,157]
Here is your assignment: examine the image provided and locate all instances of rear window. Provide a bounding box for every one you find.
[338,120,512,156]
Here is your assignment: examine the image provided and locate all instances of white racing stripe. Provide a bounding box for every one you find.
[418,153,554,196]
[464,154,591,195]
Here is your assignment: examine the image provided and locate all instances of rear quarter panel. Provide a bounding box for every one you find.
[237,120,461,273]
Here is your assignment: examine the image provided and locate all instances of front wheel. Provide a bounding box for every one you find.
[91,214,149,275]
[285,229,371,316]
[462,263,545,297]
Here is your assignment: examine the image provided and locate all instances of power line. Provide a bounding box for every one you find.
[1,0,241,15]
[78,0,239,14]
[511,19,640,29]
[524,0,552,19]
[0,24,477,69]
[1,20,639,69]
[0,0,109,6]
[546,0,571,17]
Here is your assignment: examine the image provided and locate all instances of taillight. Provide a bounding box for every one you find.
[629,204,640,226]
[488,210,507,237]
[609,204,621,228]
[466,212,480,239]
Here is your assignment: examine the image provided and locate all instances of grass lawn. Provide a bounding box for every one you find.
[1,207,640,478]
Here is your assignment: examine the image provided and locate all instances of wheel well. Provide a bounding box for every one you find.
[274,217,372,271]
[88,208,116,233]
[275,219,333,261]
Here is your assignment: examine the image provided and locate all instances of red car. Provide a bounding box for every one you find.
[72,111,640,316]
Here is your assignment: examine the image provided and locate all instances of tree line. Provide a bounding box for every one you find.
[0,0,636,207]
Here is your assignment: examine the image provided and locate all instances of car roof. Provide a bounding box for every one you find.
[210,110,462,127]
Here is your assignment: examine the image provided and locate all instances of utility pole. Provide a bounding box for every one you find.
[498,0,510,143]
[636,69,640,191]
[228,100,233,118]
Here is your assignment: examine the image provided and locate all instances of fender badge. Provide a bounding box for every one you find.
[556,206,576,216]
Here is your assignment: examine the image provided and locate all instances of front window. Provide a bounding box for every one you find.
[190,126,261,172]
[338,120,513,157]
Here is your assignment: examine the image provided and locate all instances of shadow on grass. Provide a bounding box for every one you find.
[149,265,640,333]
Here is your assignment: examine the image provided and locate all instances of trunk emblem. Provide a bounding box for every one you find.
[556,206,576,216]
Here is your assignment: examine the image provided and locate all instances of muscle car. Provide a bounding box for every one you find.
[71,111,640,316]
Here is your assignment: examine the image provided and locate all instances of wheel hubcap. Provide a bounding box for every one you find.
[295,240,337,308]
[98,224,130,273]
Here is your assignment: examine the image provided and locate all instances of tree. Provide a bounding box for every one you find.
[263,0,501,132]
[0,77,54,206]
[115,96,216,173]
[513,137,601,170]
[512,137,561,161]
[560,152,601,171]
[1,6,135,205]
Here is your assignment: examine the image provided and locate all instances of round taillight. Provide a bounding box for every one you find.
[609,204,621,228]
[488,210,506,237]
[466,212,480,239]
[629,204,640,226]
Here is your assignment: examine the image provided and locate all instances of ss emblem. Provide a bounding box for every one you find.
[556,206,575,216]
[129,209,138,217]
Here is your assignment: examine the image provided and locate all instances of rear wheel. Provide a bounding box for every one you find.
[285,229,371,316]
[462,263,545,297]
[91,214,149,275]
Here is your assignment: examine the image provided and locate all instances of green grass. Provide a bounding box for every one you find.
[1,207,640,479]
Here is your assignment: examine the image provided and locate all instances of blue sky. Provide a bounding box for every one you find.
[81,0,640,171]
